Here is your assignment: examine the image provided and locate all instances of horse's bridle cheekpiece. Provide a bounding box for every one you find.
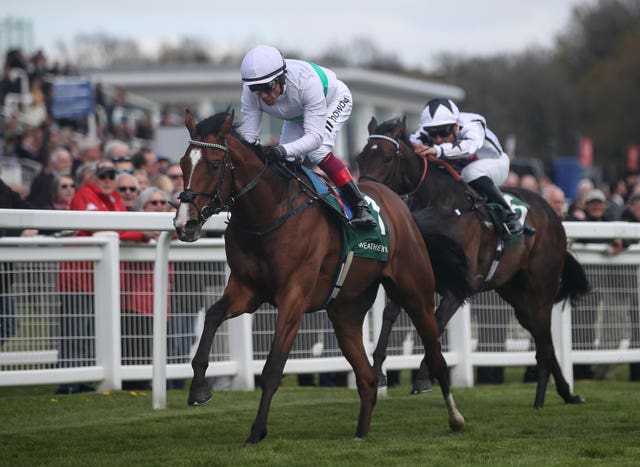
[180,138,271,223]
[363,134,427,197]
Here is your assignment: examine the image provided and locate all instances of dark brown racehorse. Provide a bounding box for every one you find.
[172,110,464,445]
[357,116,590,409]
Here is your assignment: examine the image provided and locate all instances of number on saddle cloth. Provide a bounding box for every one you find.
[485,193,531,239]
[503,194,529,225]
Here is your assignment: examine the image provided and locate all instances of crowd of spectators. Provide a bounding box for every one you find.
[0,48,193,393]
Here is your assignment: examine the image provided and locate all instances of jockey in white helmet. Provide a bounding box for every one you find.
[411,98,523,238]
[239,45,376,229]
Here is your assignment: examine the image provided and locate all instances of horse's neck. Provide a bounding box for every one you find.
[230,158,291,226]
[415,166,470,212]
[397,152,425,193]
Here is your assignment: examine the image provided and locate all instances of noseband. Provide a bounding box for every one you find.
[361,134,428,197]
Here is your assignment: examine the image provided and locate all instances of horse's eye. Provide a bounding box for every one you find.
[208,160,221,171]
[382,153,393,163]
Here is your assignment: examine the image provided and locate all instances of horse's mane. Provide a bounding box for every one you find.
[195,111,260,153]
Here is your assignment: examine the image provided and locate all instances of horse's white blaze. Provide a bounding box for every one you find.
[174,202,190,229]
[173,148,204,229]
[186,147,203,189]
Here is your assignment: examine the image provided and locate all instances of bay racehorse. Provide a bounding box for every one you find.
[357,116,590,409]
[172,110,464,445]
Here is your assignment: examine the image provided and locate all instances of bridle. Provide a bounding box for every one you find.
[178,138,270,223]
[360,134,428,197]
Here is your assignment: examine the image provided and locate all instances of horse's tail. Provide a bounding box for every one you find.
[554,251,591,306]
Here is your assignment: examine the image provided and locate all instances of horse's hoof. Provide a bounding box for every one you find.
[567,394,586,404]
[188,383,213,406]
[449,415,465,432]
[244,431,267,447]
[410,379,433,394]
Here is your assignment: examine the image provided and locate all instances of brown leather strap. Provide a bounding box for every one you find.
[426,155,463,182]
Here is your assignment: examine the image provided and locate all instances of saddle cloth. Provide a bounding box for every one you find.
[300,166,389,262]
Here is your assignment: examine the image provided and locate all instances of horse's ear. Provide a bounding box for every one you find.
[367,117,378,135]
[185,109,197,137]
[220,110,235,135]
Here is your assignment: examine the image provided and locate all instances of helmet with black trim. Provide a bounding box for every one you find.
[419,98,460,128]
[240,45,286,85]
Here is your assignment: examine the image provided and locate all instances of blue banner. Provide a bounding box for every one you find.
[51,79,94,119]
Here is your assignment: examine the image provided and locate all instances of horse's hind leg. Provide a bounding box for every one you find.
[510,298,584,408]
[532,332,584,407]
[328,305,379,440]
[372,301,402,387]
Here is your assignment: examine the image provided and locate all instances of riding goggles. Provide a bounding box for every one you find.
[424,124,454,138]
[249,79,278,93]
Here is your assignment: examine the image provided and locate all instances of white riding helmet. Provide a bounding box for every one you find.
[240,45,286,85]
[419,98,460,128]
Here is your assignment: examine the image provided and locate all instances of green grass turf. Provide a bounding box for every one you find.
[1,367,639,466]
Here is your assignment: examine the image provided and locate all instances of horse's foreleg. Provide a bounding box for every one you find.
[188,297,230,406]
[406,304,465,432]
[329,307,378,440]
[410,296,463,394]
[372,301,402,387]
[245,307,304,446]
[190,279,260,407]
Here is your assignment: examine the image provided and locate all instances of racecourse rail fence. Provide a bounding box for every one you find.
[1,209,640,408]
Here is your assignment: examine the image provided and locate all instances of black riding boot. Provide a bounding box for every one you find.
[340,181,377,229]
[469,176,523,237]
